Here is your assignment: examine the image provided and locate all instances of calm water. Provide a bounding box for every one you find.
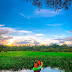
[0,67,65,72]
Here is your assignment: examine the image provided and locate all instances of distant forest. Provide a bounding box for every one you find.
[0,44,72,52]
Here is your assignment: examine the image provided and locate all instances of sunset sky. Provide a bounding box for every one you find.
[0,0,72,46]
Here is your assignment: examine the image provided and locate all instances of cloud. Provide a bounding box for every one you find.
[0,26,71,46]
[0,27,32,35]
[50,43,54,45]
[13,36,40,45]
[35,34,44,36]
[34,9,63,17]
[0,27,15,41]
[15,40,31,44]
[18,30,32,34]
[55,37,72,41]
[69,30,72,33]
[52,35,65,38]
[54,37,72,45]
[0,36,13,41]
[24,40,32,42]
[0,24,5,27]
[33,40,40,45]
[46,24,62,26]
[59,41,65,43]
[20,13,26,17]
[64,37,72,41]
[0,26,33,43]
[0,30,9,35]
[20,13,30,19]
[54,38,64,40]
[0,27,16,34]
[49,43,59,45]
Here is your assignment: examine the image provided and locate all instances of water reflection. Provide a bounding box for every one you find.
[0,67,65,72]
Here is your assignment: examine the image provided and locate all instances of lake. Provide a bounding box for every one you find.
[0,67,65,72]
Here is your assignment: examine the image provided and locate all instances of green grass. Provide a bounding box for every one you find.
[0,51,72,57]
[0,51,72,72]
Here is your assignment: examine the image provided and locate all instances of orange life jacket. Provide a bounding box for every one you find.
[34,63,38,68]
[38,61,41,65]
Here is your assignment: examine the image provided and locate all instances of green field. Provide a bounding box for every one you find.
[0,51,72,72]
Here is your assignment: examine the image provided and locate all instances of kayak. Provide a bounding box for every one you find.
[33,66,42,70]
[33,61,43,70]
[33,63,43,71]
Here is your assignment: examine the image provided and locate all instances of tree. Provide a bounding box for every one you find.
[48,48,55,52]
[55,48,59,52]
[26,0,72,11]
[33,45,40,51]
[0,45,3,52]
[0,45,7,52]
[49,44,60,49]
[61,44,68,49]
[0,48,1,52]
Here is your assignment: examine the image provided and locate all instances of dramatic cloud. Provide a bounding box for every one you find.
[0,30,9,35]
[46,24,62,26]
[0,26,33,44]
[34,9,63,17]
[0,27,16,34]
[0,27,14,41]
[0,27,32,35]
[0,26,72,46]
[0,35,13,41]
[33,40,40,45]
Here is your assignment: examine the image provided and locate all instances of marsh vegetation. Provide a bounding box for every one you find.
[0,51,72,72]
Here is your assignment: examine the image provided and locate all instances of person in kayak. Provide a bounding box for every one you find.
[41,61,43,66]
[38,60,41,66]
[34,60,38,68]
[34,60,42,72]
[38,60,41,72]
[34,60,40,72]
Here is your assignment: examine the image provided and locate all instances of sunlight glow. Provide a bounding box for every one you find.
[7,39,15,46]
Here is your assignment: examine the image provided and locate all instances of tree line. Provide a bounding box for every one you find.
[0,44,72,52]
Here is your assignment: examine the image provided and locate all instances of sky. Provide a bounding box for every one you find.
[0,0,72,46]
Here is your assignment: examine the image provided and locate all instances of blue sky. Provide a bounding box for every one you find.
[0,0,72,46]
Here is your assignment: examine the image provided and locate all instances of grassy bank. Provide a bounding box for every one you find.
[0,51,72,72]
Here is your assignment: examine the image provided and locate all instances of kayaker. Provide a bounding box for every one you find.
[38,60,41,66]
[41,61,43,66]
[34,60,38,68]
[34,60,41,72]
